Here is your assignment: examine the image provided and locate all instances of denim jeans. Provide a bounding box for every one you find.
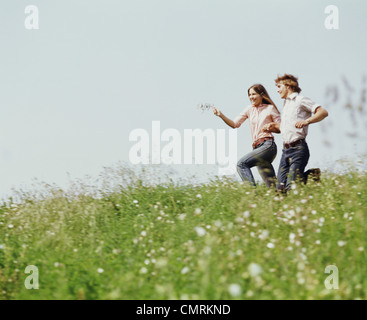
[277,140,310,192]
[237,140,277,188]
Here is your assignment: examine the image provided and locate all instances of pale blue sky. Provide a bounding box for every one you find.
[0,0,366,199]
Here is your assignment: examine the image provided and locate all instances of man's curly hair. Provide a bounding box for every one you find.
[275,74,302,93]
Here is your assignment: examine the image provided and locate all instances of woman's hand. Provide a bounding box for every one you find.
[213,107,222,117]
[213,108,236,128]
[263,122,280,133]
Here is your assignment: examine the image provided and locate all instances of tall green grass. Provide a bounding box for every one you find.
[0,166,366,300]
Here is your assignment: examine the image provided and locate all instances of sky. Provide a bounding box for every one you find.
[0,0,366,200]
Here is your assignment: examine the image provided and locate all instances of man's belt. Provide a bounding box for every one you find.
[283,139,305,149]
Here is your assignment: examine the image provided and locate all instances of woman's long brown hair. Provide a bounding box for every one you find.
[248,84,280,114]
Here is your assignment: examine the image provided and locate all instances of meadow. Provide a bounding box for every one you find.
[0,165,366,300]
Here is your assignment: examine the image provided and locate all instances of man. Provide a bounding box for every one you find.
[264,74,328,192]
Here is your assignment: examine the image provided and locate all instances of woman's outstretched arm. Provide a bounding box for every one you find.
[213,107,237,128]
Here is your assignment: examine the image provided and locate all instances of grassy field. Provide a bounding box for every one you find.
[0,166,366,300]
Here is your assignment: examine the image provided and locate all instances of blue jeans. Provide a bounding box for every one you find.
[237,140,277,188]
[277,140,310,192]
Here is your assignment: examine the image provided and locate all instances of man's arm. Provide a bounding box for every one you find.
[295,106,328,128]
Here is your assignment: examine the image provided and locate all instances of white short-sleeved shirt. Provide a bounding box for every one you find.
[233,104,281,144]
[280,92,321,144]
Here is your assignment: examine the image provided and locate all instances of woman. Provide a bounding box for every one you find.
[213,84,281,187]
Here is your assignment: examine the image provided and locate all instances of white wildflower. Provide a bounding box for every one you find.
[246,290,254,297]
[235,217,244,223]
[214,220,222,227]
[248,263,263,277]
[181,267,190,274]
[259,230,269,240]
[289,233,296,243]
[194,227,206,237]
[194,208,202,215]
[228,284,242,297]
[299,253,307,262]
[337,241,346,247]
